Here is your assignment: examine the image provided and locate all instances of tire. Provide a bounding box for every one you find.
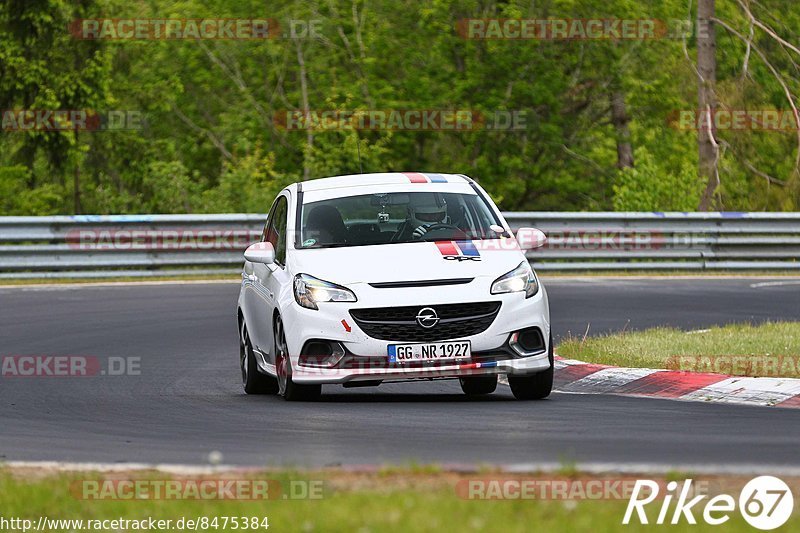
[240,323,278,395]
[459,375,497,396]
[508,333,554,400]
[274,315,321,401]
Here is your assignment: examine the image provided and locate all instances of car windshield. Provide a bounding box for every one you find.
[299,191,502,248]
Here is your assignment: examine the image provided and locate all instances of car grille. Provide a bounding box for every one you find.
[349,301,501,342]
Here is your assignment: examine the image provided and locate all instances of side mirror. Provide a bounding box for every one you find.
[515,227,547,250]
[244,241,276,264]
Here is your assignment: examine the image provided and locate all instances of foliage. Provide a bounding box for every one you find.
[612,148,702,211]
[1,0,798,214]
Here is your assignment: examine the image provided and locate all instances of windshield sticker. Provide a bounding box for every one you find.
[303,238,317,247]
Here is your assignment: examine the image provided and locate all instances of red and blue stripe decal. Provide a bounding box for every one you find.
[459,361,497,370]
[435,240,480,258]
[403,172,448,183]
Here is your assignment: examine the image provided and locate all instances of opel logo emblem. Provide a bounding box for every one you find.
[416,307,439,329]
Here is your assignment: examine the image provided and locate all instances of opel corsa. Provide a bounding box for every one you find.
[237,172,552,400]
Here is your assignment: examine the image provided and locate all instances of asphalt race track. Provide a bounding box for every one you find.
[1,278,799,469]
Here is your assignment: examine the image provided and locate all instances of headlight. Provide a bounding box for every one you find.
[293,274,357,310]
[490,261,539,298]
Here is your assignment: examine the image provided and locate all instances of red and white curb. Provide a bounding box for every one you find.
[548,357,800,408]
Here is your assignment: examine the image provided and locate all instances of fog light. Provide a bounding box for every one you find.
[509,327,545,356]
[298,340,346,368]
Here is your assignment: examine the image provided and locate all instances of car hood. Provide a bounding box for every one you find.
[290,240,526,286]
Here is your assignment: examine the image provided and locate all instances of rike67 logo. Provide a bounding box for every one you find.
[624,476,794,530]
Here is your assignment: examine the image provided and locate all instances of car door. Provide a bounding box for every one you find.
[243,197,278,358]
[252,194,291,365]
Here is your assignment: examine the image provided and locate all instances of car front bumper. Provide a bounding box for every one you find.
[290,350,551,384]
[280,278,551,384]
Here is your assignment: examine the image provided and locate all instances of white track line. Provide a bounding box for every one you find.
[0,279,238,291]
[6,460,800,476]
[543,275,800,282]
[750,280,800,288]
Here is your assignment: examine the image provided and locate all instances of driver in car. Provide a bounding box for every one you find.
[393,196,449,241]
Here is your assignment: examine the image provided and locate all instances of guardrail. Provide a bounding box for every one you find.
[507,212,800,271]
[0,212,798,278]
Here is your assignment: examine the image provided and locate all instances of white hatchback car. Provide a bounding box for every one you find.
[237,172,552,401]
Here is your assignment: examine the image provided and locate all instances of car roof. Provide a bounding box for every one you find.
[299,172,471,192]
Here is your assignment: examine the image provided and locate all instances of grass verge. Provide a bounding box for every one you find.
[1,468,796,532]
[557,321,800,378]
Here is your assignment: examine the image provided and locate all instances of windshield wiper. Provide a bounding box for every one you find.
[303,242,351,249]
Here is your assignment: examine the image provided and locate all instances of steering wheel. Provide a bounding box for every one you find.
[413,223,462,239]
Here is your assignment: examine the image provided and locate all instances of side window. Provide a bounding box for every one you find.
[265,196,288,265]
[260,196,278,242]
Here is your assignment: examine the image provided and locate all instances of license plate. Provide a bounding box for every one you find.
[388,341,471,363]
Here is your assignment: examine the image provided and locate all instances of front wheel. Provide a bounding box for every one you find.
[508,333,554,400]
[274,315,321,401]
[459,375,497,396]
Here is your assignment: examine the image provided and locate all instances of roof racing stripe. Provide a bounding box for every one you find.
[403,172,428,183]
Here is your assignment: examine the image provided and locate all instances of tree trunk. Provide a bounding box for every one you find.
[697,0,719,211]
[73,130,81,214]
[611,89,634,169]
[296,41,314,180]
